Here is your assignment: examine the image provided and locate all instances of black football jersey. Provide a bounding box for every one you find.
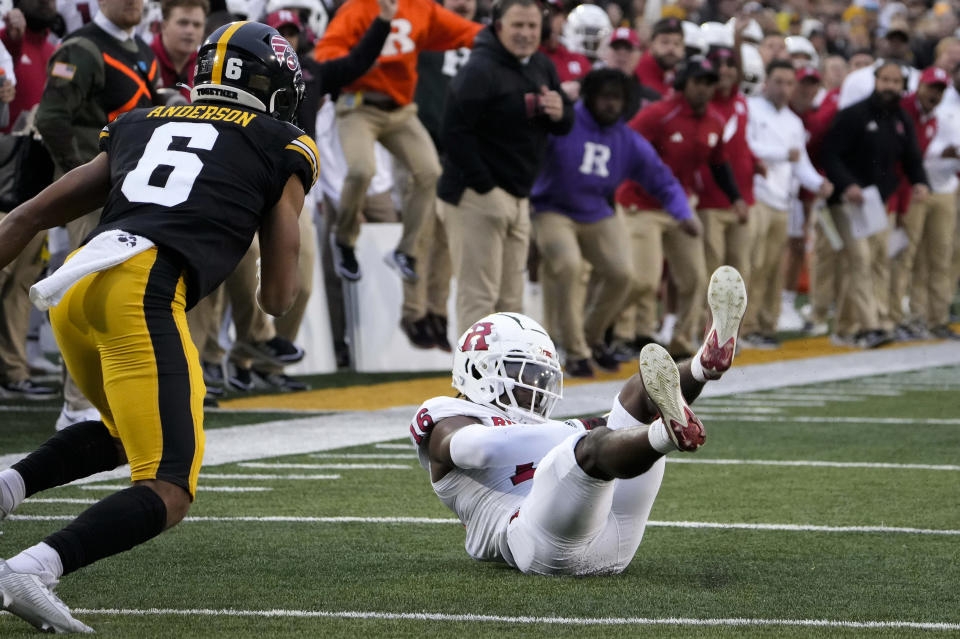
[93,103,319,308]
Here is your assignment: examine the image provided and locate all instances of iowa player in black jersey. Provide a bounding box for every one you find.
[0,5,395,632]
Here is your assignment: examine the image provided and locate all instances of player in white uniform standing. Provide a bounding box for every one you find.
[409,266,747,576]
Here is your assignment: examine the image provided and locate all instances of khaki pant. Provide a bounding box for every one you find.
[401,198,451,322]
[443,187,530,336]
[743,201,788,336]
[810,223,840,325]
[830,204,886,336]
[698,207,751,279]
[335,100,440,255]
[533,212,633,360]
[0,215,46,384]
[889,190,957,327]
[62,209,102,411]
[618,207,706,356]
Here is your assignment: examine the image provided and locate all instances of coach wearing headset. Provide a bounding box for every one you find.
[822,59,929,349]
[438,0,574,335]
[614,56,745,359]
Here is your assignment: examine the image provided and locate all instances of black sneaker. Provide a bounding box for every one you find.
[203,393,220,408]
[252,370,310,392]
[0,379,58,400]
[607,341,638,362]
[427,312,452,352]
[740,332,779,350]
[226,364,255,392]
[631,334,661,350]
[201,360,225,386]
[234,337,305,367]
[330,235,361,281]
[565,358,595,378]
[929,325,960,340]
[385,250,418,282]
[591,344,621,372]
[854,329,894,349]
[401,316,435,349]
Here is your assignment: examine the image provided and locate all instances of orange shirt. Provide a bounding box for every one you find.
[315,0,482,105]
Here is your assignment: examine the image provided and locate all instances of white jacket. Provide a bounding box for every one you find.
[747,96,824,212]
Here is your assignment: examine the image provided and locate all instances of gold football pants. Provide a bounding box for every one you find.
[50,247,205,498]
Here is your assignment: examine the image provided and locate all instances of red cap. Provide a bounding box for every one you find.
[265,9,302,32]
[796,65,821,82]
[920,66,949,86]
[610,27,641,48]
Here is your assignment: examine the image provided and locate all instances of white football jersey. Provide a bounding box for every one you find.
[409,396,588,563]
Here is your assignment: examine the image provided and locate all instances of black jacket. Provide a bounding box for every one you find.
[822,93,928,205]
[437,27,575,204]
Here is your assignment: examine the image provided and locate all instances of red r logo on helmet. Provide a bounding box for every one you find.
[461,322,493,351]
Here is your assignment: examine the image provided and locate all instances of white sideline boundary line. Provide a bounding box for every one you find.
[2,343,959,478]
[667,458,960,471]
[7,515,959,535]
[309,453,416,459]
[45,608,957,631]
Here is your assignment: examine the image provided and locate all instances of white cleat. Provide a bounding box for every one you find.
[0,560,93,634]
[700,266,748,380]
[639,343,705,452]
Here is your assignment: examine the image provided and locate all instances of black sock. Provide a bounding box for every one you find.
[45,485,167,575]
[12,420,121,497]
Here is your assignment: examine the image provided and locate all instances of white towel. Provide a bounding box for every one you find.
[30,230,155,311]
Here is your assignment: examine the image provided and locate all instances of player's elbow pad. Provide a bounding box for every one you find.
[449,424,500,469]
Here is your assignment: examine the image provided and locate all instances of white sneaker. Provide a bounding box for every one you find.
[639,343,704,452]
[777,300,805,331]
[54,406,101,432]
[0,560,93,633]
[700,266,747,380]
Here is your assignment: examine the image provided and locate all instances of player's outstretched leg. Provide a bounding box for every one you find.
[639,343,705,453]
[0,560,93,633]
[692,265,747,382]
[0,420,123,523]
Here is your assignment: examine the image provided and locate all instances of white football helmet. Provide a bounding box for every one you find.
[682,21,707,57]
[700,21,734,49]
[786,35,820,68]
[728,17,763,44]
[266,0,329,37]
[562,4,612,62]
[452,313,563,423]
[740,43,765,96]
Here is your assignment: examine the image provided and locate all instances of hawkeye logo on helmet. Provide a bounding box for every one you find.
[271,34,300,72]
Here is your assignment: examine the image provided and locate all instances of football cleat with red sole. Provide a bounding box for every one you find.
[701,266,747,380]
[639,343,705,452]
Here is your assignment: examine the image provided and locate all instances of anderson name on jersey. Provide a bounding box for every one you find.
[94,103,320,308]
[409,396,599,564]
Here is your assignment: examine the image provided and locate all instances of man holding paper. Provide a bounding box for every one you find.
[822,59,929,349]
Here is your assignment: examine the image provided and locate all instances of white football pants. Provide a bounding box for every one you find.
[505,432,665,575]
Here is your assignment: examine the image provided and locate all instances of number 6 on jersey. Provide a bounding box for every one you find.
[121,122,219,207]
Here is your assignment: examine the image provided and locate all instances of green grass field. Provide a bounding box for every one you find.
[2,365,959,637]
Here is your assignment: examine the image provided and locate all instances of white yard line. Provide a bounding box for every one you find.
[695,415,960,424]
[199,473,341,480]
[23,498,97,505]
[309,453,416,459]
[78,485,273,493]
[7,514,958,536]
[43,608,955,631]
[667,458,960,471]
[238,463,412,470]
[375,443,413,449]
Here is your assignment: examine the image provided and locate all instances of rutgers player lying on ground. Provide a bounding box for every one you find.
[409,266,746,576]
